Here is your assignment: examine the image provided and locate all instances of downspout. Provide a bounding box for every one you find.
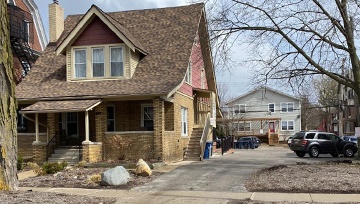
[22,114,49,143]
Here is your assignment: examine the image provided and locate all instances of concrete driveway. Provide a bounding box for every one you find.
[133,145,358,193]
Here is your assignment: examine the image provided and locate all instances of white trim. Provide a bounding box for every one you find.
[268,103,275,113]
[74,48,87,78]
[280,102,294,113]
[281,120,295,131]
[24,0,48,50]
[181,107,188,136]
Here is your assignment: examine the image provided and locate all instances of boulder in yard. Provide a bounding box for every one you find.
[135,159,152,177]
[100,166,130,186]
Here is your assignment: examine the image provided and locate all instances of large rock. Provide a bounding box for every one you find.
[135,159,152,177]
[100,166,130,186]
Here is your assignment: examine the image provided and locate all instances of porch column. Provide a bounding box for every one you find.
[153,98,164,162]
[35,113,39,142]
[85,111,90,142]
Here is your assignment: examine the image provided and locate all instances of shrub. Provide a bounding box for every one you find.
[76,161,87,168]
[17,156,24,170]
[88,174,101,184]
[41,162,68,174]
[27,162,44,175]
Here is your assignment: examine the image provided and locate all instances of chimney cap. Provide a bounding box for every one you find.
[53,0,58,4]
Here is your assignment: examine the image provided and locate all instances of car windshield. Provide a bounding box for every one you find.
[240,138,252,141]
[293,132,305,139]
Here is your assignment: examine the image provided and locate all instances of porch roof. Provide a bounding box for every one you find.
[19,99,101,114]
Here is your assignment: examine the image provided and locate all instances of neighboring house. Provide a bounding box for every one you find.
[16,2,221,164]
[221,87,301,144]
[332,68,356,136]
[7,0,47,84]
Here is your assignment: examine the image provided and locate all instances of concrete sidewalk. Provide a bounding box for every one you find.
[17,187,360,203]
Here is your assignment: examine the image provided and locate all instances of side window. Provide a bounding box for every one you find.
[327,134,338,140]
[317,133,327,140]
[305,133,315,139]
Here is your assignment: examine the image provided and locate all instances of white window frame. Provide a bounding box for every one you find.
[185,61,192,84]
[23,20,30,43]
[71,44,126,80]
[110,46,124,77]
[239,104,246,113]
[238,121,251,132]
[280,102,294,113]
[74,48,87,78]
[141,104,154,128]
[107,105,115,131]
[92,47,105,78]
[281,120,294,131]
[268,103,275,113]
[181,107,188,136]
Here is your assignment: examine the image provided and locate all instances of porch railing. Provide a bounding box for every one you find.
[46,132,59,160]
[200,113,211,160]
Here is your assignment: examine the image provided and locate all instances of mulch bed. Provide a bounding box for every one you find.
[19,167,162,190]
[246,160,360,194]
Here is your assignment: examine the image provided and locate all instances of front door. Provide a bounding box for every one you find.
[269,122,275,133]
[59,112,79,144]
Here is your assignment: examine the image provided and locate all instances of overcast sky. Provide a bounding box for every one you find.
[33,0,258,101]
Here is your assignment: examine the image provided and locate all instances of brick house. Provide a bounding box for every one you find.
[16,2,221,164]
[7,0,47,84]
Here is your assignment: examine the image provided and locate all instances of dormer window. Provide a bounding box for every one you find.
[92,48,104,77]
[74,49,86,78]
[72,44,125,80]
[110,47,123,76]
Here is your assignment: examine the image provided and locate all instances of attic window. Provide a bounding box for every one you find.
[72,44,124,80]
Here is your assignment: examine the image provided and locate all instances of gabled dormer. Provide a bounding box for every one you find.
[54,4,147,81]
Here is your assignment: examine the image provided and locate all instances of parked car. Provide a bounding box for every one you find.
[342,136,358,145]
[287,136,293,146]
[237,136,261,148]
[290,131,358,158]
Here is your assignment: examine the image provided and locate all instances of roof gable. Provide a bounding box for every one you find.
[56,4,147,55]
[72,16,123,46]
[226,87,299,105]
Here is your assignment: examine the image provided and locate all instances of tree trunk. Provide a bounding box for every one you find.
[0,1,18,190]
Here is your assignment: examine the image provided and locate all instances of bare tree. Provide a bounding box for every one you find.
[204,0,360,126]
[0,1,18,190]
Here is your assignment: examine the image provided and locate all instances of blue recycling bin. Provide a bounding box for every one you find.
[203,142,213,159]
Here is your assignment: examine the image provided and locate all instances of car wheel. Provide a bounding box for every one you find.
[330,152,338,157]
[309,146,319,158]
[295,151,306,157]
[344,148,354,157]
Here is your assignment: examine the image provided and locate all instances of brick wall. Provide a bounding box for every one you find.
[103,132,154,161]
[82,142,102,163]
[94,102,106,143]
[33,142,47,164]
[18,133,47,158]
[49,2,64,42]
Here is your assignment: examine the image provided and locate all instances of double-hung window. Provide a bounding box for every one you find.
[185,61,192,84]
[141,105,154,131]
[281,120,294,131]
[110,47,124,76]
[107,106,115,131]
[280,102,294,113]
[74,49,86,78]
[268,103,275,113]
[92,48,104,77]
[181,107,188,136]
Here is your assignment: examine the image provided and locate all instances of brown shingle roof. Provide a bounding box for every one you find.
[20,99,101,113]
[16,3,204,101]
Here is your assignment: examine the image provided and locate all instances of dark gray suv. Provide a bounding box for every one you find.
[289,131,358,158]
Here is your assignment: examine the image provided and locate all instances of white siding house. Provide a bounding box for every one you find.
[222,87,301,142]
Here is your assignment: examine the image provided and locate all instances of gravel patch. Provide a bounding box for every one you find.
[246,160,360,193]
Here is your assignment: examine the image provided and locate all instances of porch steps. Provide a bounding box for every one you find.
[184,128,203,161]
[48,146,81,166]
